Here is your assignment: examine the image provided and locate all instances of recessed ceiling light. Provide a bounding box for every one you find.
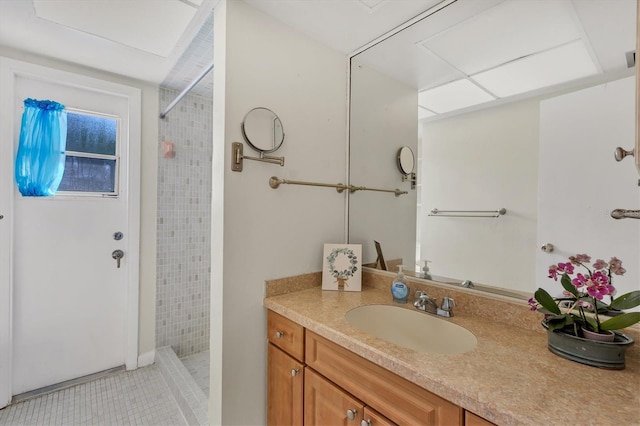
[471,40,599,98]
[418,79,495,114]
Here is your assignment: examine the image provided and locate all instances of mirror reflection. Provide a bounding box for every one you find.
[349,0,639,299]
[241,107,285,153]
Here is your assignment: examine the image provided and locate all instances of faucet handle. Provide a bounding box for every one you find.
[441,297,455,311]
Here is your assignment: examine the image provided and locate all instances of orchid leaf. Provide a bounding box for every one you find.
[610,291,640,310]
[535,288,561,315]
[600,312,640,331]
[560,274,578,297]
[584,315,598,332]
[546,314,571,332]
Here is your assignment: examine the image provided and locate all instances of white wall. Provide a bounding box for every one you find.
[420,99,539,291]
[537,76,639,299]
[211,1,347,424]
[0,47,158,357]
[349,60,418,268]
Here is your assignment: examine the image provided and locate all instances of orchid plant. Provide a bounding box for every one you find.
[530,254,640,335]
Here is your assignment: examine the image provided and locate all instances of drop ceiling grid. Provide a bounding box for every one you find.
[417,0,583,75]
[414,0,604,114]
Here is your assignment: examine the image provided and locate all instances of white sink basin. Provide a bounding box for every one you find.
[345,304,477,354]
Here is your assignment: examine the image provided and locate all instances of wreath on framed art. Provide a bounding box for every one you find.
[326,247,358,287]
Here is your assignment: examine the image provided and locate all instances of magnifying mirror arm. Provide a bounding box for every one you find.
[231,142,285,172]
[244,152,285,166]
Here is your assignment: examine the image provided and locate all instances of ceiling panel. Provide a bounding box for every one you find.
[418,79,495,113]
[471,40,599,98]
[33,0,197,57]
[420,0,582,75]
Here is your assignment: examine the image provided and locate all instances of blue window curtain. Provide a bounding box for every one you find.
[15,98,67,196]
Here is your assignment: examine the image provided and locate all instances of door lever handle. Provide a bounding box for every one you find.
[112,249,124,268]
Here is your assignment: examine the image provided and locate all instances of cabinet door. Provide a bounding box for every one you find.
[304,368,364,426]
[362,407,396,426]
[268,343,304,426]
[464,411,496,426]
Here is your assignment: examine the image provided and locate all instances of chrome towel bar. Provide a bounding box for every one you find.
[269,176,407,197]
[429,208,507,218]
[611,209,640,219]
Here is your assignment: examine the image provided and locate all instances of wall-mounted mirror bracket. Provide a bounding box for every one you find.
[231,142,285,172]
[401,172,417,189]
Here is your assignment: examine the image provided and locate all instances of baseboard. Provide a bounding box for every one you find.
[138,350,156,367]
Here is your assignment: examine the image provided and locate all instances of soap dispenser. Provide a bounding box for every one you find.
[418,260,432,280]
[391,265,410,304]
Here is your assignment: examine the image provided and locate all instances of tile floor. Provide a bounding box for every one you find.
[0,364,187,426]
[179,351,209,397]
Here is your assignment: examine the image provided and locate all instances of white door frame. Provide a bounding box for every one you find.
[0,57,141,407]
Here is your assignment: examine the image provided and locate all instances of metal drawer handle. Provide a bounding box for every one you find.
[275,330,285,339]
[290,368,299,377]
[346,409,358,421]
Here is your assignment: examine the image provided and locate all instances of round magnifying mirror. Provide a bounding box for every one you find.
[241,107,285,154]
[397,146,415,175]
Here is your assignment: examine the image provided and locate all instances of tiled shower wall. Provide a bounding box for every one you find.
[156,88,212,357]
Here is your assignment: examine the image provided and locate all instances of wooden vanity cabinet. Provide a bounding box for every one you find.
[267,309,492,426]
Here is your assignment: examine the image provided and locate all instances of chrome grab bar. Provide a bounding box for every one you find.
[611,209,640,219]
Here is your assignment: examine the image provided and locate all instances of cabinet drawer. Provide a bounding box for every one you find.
[306,331,462,426]
[267,310,305,362]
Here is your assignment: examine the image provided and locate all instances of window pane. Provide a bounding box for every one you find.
[58,156,116,193]
[66,113,117,155]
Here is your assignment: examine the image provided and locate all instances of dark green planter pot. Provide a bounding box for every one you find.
[541,320,635,370]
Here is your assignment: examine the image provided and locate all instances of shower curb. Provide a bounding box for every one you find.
[156,346,209,426]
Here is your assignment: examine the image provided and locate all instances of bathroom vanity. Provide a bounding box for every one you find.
[264,271,640,425]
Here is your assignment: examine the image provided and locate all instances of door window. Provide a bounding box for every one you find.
[57,111,119,196]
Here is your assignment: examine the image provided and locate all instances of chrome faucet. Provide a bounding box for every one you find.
[461,280,474,288]
[413,291,456,317]
[413,290,437,314]
[438,297,455,318]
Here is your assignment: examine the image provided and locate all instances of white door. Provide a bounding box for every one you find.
[0,59,140,400]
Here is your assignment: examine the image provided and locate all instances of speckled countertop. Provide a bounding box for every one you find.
[263,271,640,426]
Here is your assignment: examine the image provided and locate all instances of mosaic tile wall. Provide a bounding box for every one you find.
[156,88,212,357]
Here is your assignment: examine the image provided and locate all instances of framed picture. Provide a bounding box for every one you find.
[322,243,362,292]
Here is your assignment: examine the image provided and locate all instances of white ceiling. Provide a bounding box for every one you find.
[243,0,443,54]
[0,0,443,92]
[0,0,635,109]
[354,0,636,119]
[0,0,214,85]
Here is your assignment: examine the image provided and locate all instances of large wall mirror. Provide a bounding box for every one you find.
[349,0,639,300]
